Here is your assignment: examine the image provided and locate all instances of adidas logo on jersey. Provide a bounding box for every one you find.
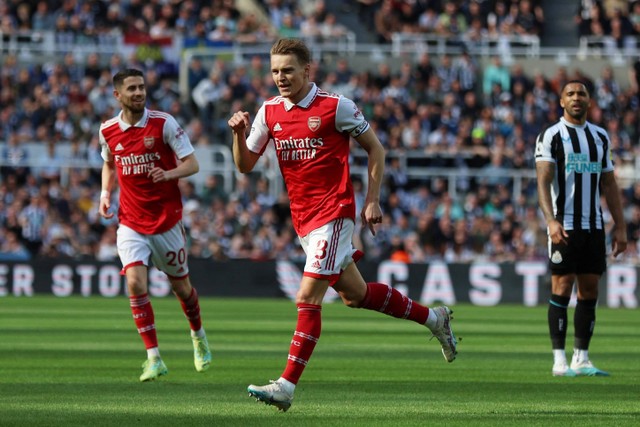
[311,260,321,269]
[273,123,282,132]
[115,143,124,151]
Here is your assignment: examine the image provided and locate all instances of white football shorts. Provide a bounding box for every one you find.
[117,222,189,279]
[299,218,359,284]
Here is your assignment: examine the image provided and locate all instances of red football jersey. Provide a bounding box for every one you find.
[246,84,370,236]
[99,109,194,234]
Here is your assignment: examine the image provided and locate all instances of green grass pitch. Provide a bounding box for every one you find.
[0,296,638,426]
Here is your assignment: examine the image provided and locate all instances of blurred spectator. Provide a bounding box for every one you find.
[32,1,57,31]
[453,49,479,94]
[374,0,401,43]
[95,224,118,261]
[576,1,602,38]
[354,0,380,31]
[192,69,228,134]
[608,6,635,51]
[279,12,300,38]
[0,229,31,261]
[479,150,511,189]
[435,54,457,93]
[265,0,292,30]
[595,65,621,114]
[320,13,348,40]
[513,0,543,36]
[444,220,475,263]
[35,141,63,183]
[482,56,511,100]
[1,133,30,184]
[630,1,640,35]
[418,6,439,33]
[18,193,47,256]
[492,0,512,26]
[298,12,321,40]
[464,0,488,27]
[464,15,489,49]
[603,0,628,19]
[435,1,468,37]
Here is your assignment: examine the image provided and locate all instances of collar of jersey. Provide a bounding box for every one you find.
[560,116,586,129]
[283,83,318,111]
[118,108,149,130]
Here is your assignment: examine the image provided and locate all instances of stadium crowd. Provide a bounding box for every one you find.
[2,0,640,265]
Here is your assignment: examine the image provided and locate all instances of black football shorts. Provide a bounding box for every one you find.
[548,229,606,275]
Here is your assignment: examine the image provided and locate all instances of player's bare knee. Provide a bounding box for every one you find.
[343,298,362,309]
[339,292,364,308]
[170,281,192,299]
[295,288,327,305]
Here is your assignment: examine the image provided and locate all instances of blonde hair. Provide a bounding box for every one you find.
[270,38,311,65]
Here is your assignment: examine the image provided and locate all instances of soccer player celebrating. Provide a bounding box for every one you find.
[228,38,457,411]
[99,68,212,382]
[535,80,627,377]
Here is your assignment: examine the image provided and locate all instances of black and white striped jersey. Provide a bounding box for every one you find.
[535,117,614,231]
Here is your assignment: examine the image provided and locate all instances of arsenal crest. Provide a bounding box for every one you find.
[143,136,155,149]
[308,116,321,132]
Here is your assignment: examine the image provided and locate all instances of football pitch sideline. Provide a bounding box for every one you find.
[0,296,638,426]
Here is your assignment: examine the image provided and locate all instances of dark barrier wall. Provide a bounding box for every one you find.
[0,259,638,308]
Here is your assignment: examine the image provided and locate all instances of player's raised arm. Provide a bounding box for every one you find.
[229,111,260,173]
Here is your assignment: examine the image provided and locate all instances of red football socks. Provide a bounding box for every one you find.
[361,282,429,324]
[129,293,158,349]
[281,303,322,385]
[177,287,202,332]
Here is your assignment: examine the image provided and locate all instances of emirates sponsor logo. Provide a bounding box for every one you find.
[274,136,324,149]
[308,116,321,132]
[115,152,161,165]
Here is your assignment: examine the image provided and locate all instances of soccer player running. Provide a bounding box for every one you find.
[98,69,212,382]
[228,38,457,412]
[535,80,627,377]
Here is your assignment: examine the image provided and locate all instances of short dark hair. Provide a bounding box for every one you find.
[561,79,590,97]
[270,38,311,65]
[113,68,144,88]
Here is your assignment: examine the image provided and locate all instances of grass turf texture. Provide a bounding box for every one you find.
[0,296,638,426]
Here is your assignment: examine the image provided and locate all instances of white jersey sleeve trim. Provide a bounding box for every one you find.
[162,114,195,159]
[534,126,557,164]
[246,105,270,154]
[98,121,115,161]
[335,96,369,137]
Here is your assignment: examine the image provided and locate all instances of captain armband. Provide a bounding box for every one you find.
[350,121,370,138]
